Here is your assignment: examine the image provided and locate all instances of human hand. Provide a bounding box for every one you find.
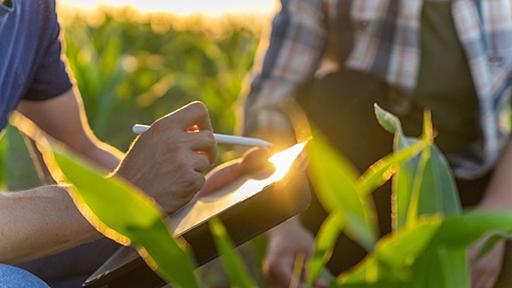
[264,219,328,288]
[197,148,275,196]
[115,102,216,214]
[469,238,505,288]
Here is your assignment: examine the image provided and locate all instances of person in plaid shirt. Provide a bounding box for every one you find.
[242,0,512,287]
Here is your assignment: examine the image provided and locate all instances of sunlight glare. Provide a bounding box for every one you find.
[61,0,276,17]
[171,142,307,235]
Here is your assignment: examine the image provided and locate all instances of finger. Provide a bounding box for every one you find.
[472,261,497,288]
[186,131,217,163]
[190,152,211,174]
[186,130,216,150]
[198,162,242,196]
[477,260,501,288]
[475,271,492,288]
[195,150,214,165]
[472,262,487,288]
[172,101,213,131]
[188,170,206,194]
[316,278,329,288]
[266,260,294,288]
[240,148,275,174]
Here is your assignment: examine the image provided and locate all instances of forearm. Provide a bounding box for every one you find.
[17,90,123,172]
[480,141,512,209]
[79,139,123,172]
[0,186,100,263]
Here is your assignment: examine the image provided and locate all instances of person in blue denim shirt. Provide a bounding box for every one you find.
[0,264,50,288]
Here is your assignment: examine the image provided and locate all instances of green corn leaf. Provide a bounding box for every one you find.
[430,210,512,248]
[308,131,377,251]
[374,104,403,134]
[476,231,512,261]
[306,212,345,287]
[338,218,442,286]
[411,211,512,288]
[356,139,427,195]
[209,218,256,288]
[50,146,201,288]
[405,147,431,227]
[392,137,417,230]
[411,247,468,288]
[374,106,460,230]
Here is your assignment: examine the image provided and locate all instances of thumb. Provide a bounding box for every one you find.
[265,259,294,288]
[197,162,242,196]
[240,148,275,175]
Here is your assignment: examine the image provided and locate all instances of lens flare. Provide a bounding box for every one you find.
[171,142,307,235]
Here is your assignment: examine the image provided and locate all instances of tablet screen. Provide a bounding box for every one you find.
[171,142,307,236]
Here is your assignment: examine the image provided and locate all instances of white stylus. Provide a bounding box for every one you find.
[132,124,272,147]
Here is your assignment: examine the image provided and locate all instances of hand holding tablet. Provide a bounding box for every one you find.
[84,142,310,288]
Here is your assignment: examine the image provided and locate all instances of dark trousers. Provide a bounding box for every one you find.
[296,70,491,274]
[15,238,119,288]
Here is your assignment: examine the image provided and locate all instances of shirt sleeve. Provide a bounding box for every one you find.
[241,0,328,136]
[23,0,73,101]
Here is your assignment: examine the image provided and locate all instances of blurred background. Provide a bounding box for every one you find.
[0,0,277,191]
[0,2,276,285]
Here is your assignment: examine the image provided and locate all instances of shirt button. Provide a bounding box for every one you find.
[489,54,503,65]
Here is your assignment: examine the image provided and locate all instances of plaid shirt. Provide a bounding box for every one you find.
[243,0,512,179]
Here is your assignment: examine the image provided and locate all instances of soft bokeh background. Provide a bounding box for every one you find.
[0,1,275,285]
[0,0,277,189]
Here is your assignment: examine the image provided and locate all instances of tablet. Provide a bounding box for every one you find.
[83,142,311,288]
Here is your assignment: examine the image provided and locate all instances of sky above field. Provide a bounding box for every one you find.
[61,0,276,16]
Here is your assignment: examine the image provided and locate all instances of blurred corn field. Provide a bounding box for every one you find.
[62,8,262,152]
[0,7,264,190]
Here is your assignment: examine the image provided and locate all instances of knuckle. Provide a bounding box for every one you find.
[203,131,215,146]
[189,101,210,119]
[150,119,167,133]
[190,101,207,113]
[198,157,210,171]
[183,172,204,192]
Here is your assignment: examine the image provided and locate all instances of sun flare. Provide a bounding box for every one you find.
[60,0,276,17]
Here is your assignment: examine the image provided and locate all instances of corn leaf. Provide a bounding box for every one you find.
[306,212,345,287]
[476,231,512,260]
[209,218,256,288]
[357,140,427,195]
[374,106,460,230]
[308,131,377,251]
[49,144,201,288]
[411,247,468,288]
[429,210,512,247]
[338,218,442,286]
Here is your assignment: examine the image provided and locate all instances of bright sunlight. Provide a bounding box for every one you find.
[60,0,276,16]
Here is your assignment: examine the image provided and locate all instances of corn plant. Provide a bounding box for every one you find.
[306,105,512,287]
[61,10,259,155]
[11,99,512,287]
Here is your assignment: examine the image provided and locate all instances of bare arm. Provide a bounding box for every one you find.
[16,88,122,171]
[0,89,120,263]
[3,100,215,263]
[0,186,99,263]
